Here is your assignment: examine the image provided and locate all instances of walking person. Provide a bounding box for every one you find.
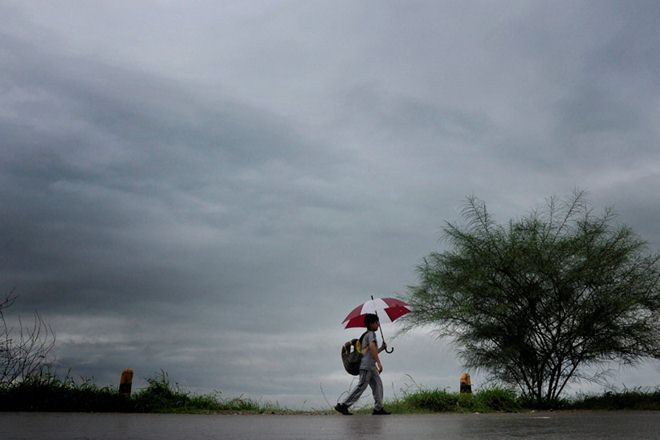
[335,314,391,415]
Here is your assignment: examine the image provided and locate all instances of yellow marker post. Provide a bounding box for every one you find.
[119,368,133,396]
[460,372,472,394]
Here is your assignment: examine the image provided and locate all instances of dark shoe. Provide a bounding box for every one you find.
[335,403,353,415]
[372,408,391,415]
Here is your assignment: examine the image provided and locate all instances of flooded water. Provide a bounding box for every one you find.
[2,411,658,440]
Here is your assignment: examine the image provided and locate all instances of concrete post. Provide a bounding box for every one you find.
[460,372,472,394]
[119,368,133,396]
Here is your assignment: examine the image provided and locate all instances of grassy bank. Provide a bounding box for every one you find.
[0,371,288,414]
[356,387,660,414]
[352,387,522,414]
[2,372,659,413]
[569,389,660,411]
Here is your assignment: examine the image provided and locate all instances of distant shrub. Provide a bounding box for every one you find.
[474,387,521,412]
[0,370,279,413]
[132,371,190,412]
[402,388,459,412]
[396,387,522,413]
[131,371,266,413]
[571,388,660,410]
[456,392,482,412]
[0,370,131,412]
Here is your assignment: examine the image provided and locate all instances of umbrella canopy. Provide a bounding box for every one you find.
[342,297,411,329]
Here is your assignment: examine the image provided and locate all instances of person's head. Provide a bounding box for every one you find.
[364,313,380,331]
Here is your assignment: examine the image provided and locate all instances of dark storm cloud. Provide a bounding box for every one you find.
[2,1,660,407]
[1,23,377,402]
[1,32,350,318]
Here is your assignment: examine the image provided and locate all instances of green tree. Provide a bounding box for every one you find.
[403,192,660,404]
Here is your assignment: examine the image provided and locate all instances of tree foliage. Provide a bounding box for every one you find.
[403,192,660,403]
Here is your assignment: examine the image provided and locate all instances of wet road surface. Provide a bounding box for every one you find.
[2,411,659,439]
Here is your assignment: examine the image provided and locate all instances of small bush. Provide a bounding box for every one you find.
[388,385,523,413]
[571,388,660,410]
[402,388,459,412]
[132,372,190,412]
[131,371,268,413]
[0,370,282,413]
[0,370,132,412]
[456,392,480,412]
[474,388,521,412]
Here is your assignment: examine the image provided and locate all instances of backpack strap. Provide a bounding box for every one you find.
[356,330,370,353]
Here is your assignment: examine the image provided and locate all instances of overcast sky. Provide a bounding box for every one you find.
[2,1,660,409]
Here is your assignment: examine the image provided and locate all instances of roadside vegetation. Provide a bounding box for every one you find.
[352,386,660,414]
[569,388,660,411]
[1,370,659,413]
[403,192,660,406]
[357,387,523,414]
[0,370,287,414]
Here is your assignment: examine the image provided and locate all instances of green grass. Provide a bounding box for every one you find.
[472,387,522,412]
[354,387,521,414]
[0,370,133,412]
[570,388,660,411]
[360,386,660,414]
[130,372,289,414]
[2,371,659,413]
[0,370,287,414]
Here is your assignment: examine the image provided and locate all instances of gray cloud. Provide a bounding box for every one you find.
[2,1,660,407]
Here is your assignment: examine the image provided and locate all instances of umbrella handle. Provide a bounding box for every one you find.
[372,295,396,355]
[377,316,394,354]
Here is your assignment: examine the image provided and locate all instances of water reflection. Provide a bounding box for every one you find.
[1,412,659,440]
[343,415,385,439]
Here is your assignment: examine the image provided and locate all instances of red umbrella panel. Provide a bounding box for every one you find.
[342,297,411,329]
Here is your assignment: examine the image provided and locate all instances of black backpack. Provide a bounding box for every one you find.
[341,331,370,376]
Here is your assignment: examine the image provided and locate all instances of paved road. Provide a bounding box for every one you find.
[2,411,659,439]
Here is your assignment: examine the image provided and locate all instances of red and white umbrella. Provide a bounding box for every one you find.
[342,297,411,328]
[342,296,411,353]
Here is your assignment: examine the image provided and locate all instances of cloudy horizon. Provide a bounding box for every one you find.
[2,1,660,408]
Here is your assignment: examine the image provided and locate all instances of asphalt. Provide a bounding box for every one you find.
[2,411,659,440]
